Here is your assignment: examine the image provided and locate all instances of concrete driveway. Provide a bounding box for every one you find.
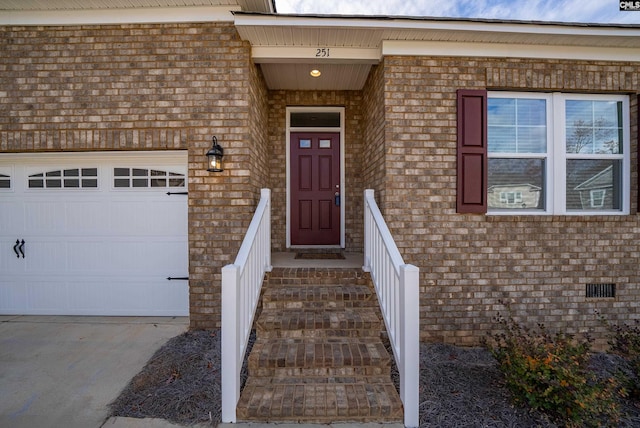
[0,315,188,428]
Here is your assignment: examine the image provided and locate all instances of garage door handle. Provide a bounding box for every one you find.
[167,276,189,281]
[13,239,25,258]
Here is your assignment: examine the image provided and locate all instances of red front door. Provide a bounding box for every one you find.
[290,132,341,246]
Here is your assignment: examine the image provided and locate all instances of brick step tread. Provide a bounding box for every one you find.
[266,268,370,286]
[262,285,376,309]
[244,375,395,385]
[236,382,403,422]
[256,308,382,338]
[248,338,391,376]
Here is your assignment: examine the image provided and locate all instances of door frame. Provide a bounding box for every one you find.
[286,106,345,248]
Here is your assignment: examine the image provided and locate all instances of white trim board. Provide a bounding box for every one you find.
[382,40,640,63]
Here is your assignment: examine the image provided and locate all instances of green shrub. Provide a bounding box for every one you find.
[600,314,640,401]
[484,307,620,427]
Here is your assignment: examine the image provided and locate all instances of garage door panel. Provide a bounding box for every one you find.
[27,279,69,312]
[67,241,110,272]
[0,151,189,316]
[25,240,67,273]
[24,201,67,234]
[0,279,27,313]
[111,199,185,236]
[66,201,110,235]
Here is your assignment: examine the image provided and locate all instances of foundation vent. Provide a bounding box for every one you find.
[585,283,616,298]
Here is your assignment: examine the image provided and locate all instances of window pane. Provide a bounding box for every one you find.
[132,168,148,177]
[517,126,547,153]
[151,178,166,187]
[132,178,147,187]
[64,169,79,177]
[517,99,546,126]
[567,159,622,211]
[82,168,98,177]
[488,97,546,154]
[64,179,80,188]
[114,178,129,188]
[291,112,340,127]
[82,179,98,188]
[488,126,516,153]
[114,168,129,176]
[488,98,515,126]
[488,158,545,210]
[566,100,622,154]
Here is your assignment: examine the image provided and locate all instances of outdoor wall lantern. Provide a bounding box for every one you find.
[206,136,224,172]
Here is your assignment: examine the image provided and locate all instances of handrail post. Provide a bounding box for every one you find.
[262,188,272,272]
[362,189,374,272]
[400,264,420,428]
[221,263,240,423]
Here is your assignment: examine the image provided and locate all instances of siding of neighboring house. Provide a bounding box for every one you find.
[0,22,267,330]
[381,56,639,345]
[267,90,365,252]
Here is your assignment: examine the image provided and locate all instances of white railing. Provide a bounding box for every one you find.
[221,188,272,423]
[362,189,419,428]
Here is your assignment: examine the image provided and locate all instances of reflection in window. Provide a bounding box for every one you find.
[28,168,97,189]
[114,168,185,189]
[299,139,311,149]
[569,160,621,211]
[488,158,545,210]
[566,100,622,154]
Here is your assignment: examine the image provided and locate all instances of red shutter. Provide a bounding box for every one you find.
[456,89,488,214]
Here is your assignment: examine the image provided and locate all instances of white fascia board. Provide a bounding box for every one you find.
[383,40,640,63]
[0,6,240,26]
[234,14,640,39]
[251,46,381,64]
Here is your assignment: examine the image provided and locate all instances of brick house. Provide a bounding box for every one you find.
[1,0,639,346]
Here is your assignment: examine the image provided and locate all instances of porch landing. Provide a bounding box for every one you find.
[272,252,364,268]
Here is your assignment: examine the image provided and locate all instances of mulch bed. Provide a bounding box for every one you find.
[110,330,640,427]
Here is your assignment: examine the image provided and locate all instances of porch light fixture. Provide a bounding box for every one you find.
[310,69,321,77]
[206,136,224,172]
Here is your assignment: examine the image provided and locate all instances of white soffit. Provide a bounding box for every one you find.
[261,63,371,90]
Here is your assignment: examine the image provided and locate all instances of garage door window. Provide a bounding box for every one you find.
[113,168,185,189]
[28,168,98,189]
[0,173,10,189]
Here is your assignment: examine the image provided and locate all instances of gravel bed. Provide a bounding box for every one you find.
[110,330,640,427]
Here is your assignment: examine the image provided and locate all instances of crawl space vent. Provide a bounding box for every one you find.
[585,283,616,298]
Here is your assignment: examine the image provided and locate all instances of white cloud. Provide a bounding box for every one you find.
[275,0,640,24]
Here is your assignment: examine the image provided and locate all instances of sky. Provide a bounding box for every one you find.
[275,0,640,24]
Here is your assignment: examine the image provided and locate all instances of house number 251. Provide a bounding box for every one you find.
[315,48,330,58]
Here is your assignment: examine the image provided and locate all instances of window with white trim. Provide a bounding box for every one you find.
[487,92,629,215]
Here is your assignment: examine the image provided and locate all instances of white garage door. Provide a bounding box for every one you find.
[0,151,189,316]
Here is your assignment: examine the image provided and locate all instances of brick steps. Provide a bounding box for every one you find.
[237,382,403,422]
[263,285,376,309]
[256,307,382,338]
[248,337,391,377]
[237,267,403,423]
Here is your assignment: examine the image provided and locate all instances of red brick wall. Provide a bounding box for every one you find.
[381,56,640,345]
[0,22,263,329]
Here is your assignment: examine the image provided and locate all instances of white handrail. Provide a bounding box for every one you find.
[363,189,419,428]
[221,188,272,423]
